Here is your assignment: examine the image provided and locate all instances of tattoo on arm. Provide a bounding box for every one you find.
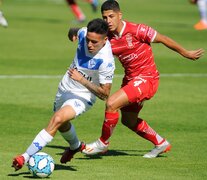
[80,77,111,101]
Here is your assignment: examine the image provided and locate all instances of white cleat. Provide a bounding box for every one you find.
[82,139,108,155]
[0,11,8,27]
[143,140,171,158]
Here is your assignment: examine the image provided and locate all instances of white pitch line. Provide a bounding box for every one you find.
[0,75,62,79]
[115,73,207,78]
[0,73,207,79]
[160,73,207,77]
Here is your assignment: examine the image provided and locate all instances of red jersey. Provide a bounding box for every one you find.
[108,21,159,82]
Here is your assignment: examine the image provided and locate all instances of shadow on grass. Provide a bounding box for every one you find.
[78,150,168,160]
[47,144,168,159]
[54,164,77,171]
[7,148,168,178]
[104,149,169,158]
[46,144,66,150]
[7,172,37,179]
[78,149,146,160]
[47,144,146,157]
[7,164,77,178]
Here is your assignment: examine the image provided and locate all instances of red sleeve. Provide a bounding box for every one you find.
[136,24,157,43]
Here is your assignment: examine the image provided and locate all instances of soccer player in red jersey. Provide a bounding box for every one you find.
[66,0,98,23]
[82,0,204,158]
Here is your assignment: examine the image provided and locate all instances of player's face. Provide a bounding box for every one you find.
[102,10,122,33]
[86,32,107,54]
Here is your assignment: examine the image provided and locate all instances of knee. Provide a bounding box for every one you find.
[46,114,65,136]
[52,114,63,128]
[106,98,116,112]
[121,117,137,131]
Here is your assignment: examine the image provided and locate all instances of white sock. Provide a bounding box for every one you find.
[22,153,30,163]
[60,124,80,150]
[198,0,207,23]
[23,129,53,162]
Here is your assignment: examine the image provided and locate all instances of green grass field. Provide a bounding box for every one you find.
[0,0,207,179]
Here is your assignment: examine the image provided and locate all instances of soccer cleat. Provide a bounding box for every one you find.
[143,140,171,158]
[12,155,25,171]
[77,18,86,23]
[60,142,85,164]
[0,11,8,27]
[90,0,98,12]
[82,139,108,155]
[194,20,207,30]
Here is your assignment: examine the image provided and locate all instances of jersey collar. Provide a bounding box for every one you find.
[119,21,126,37]
[113,21,126,39]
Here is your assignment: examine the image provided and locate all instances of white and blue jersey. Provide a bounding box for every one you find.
[54,28,115,116]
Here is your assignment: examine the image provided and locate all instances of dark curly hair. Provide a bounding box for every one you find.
[87,18,108,35]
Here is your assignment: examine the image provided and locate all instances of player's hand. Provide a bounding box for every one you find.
[185,48,205,61]
[68,68,83,82]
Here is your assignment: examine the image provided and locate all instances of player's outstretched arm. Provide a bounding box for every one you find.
[68,28,80,42]
[68,68,111,100]
[153,32,205,60]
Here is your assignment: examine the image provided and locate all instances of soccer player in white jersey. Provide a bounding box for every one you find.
[12,18,115,171]
[190,0,207,30]
[0,0,8,27]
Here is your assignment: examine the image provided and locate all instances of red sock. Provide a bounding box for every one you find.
[100,112,119,144]
[134,118,164,145]
[69,4,85,21]
[85,0,92,3]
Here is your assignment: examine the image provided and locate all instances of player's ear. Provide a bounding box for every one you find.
[102,36,108,45]
[119,12,122,20]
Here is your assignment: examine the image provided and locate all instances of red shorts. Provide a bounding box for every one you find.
[121,76,159,113]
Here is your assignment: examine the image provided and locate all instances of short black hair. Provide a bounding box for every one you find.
[87,18,108,35]
[101,0,120,13]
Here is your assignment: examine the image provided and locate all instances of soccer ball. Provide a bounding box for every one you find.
[28,152,55,178]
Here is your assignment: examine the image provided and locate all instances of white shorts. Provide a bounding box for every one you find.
[53,88,95,117]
